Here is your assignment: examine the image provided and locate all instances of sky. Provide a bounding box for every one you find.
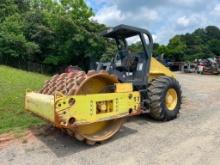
[86,0,220,44]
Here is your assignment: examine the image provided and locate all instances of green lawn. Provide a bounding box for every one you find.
[0,65,50,134]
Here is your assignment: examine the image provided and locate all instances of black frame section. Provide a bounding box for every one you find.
[101,24,153,89]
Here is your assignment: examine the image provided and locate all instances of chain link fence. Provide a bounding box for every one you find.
[0,58,66,75]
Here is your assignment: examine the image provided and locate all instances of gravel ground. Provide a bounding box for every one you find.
[1,73,220,165]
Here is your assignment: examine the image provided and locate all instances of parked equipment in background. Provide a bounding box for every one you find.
[181,62,197,73]
[196,58,220,75]
[25,25,182,145]
[180,57,220,75]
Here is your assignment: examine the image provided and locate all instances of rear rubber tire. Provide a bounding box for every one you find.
[148,76,182,121]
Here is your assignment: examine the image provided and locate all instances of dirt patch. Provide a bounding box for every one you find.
[0,125,58,149]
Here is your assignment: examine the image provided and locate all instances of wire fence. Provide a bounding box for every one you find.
[0,58,65,75]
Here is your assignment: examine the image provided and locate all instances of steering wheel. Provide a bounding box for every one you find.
[122,55,138,72]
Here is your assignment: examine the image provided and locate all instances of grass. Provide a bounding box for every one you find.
[0,65,50,134]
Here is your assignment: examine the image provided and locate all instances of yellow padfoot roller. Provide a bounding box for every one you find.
[25,25,182,145]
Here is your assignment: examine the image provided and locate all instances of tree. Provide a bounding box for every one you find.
[0,0,18,22]
[25,0,107,69]
[166,36,186,61]
[0,14,39,64]
[208,39,220,56]
[156,25,220,62]
[1,0,220,72]
[153,44,168,57]
[0,0,109,72]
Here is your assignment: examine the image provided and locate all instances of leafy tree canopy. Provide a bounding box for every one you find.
[0,0,108,71]
[0,0,220,73]
[154,26,220,61]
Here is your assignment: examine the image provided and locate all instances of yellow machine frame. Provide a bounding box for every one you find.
[24,24,181,144]
[25,58,174,129]
[25,83,141,128]
[149,57,174,80]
